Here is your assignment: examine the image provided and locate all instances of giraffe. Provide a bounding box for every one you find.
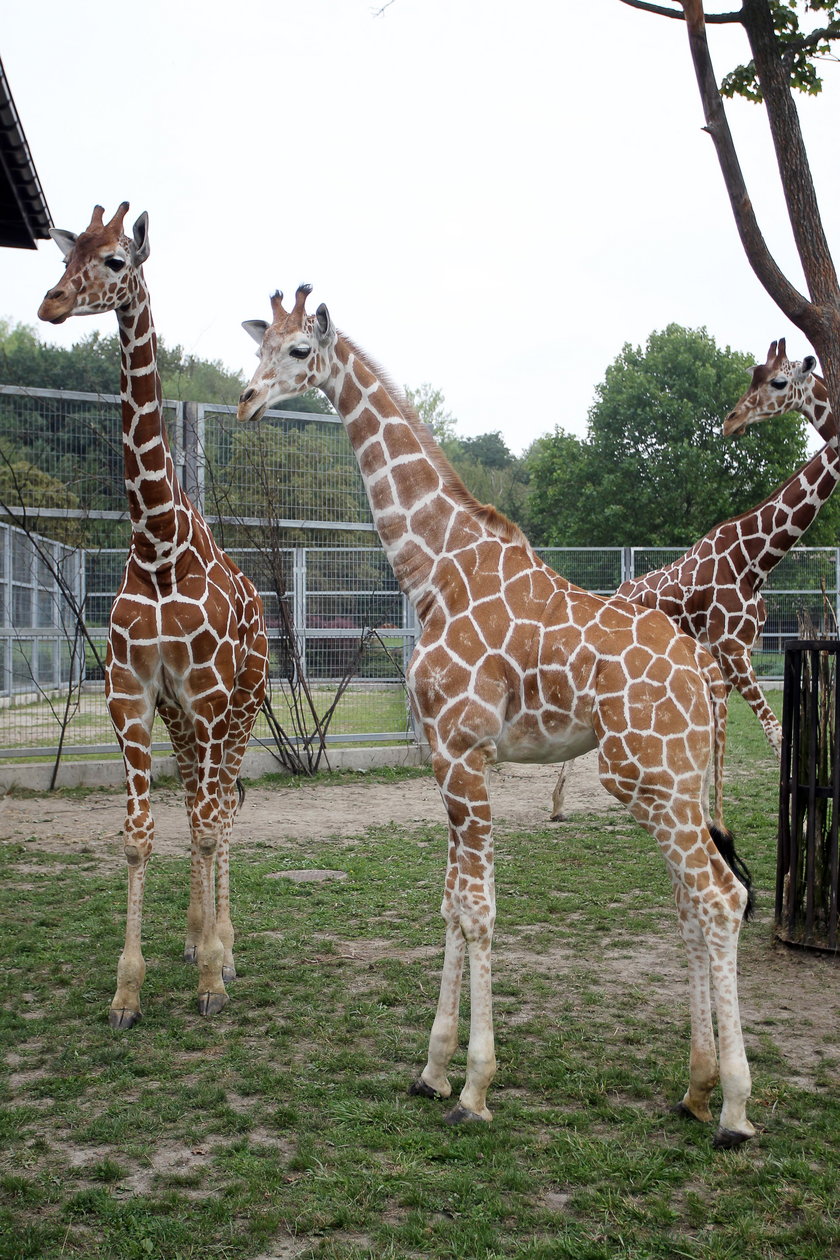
[723,338,836,447]
[236,286,756,1147]
[620,340,838,752]
[550,341,840,822]
[38,204,269,1028]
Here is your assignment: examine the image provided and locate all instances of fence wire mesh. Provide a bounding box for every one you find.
[1,385,835,764]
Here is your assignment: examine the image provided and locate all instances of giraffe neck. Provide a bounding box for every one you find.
[320,336,524,603]
[116,283,191,566]
[733,441,840,580]
[792,373,837,444]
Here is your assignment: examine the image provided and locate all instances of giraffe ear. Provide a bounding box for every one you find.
[315,303,334,345]
[795,356,817,380]
[242,320,269,346]
[49,228,77,260]
[131,213,150,266]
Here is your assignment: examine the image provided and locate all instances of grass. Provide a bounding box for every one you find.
[0,683,411,760]
[1,695,839,1259]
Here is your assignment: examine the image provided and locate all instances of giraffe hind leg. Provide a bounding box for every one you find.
[160,704,204,967]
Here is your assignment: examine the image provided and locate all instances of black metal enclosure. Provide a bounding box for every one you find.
[777,639,840,950]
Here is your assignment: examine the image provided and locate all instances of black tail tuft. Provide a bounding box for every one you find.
[710,825,754,922]
[236,777,246,813]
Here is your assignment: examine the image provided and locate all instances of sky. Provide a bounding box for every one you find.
[2,0,838,456]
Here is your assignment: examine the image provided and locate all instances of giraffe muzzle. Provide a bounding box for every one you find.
[236,389,267,424]
[722,411,746,437]
[37,287,74,325]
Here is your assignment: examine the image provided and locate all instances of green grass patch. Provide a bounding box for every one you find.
[1,693,838,1259]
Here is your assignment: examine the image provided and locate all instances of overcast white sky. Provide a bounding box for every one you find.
[2,0,837,454]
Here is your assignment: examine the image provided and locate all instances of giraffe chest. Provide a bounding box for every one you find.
[107,557,259,700]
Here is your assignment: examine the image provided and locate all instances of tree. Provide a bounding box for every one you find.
[621,1,840,474]
[525,324,810,546]
[404,382,458,444]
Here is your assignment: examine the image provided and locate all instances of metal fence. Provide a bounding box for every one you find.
[0,383,837,763]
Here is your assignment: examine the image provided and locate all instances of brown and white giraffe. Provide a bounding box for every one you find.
[38,204,269,1028]
[550,340,839,820]
[723,337,836,448]
[236,286,756,1146]
[620,340,838,753]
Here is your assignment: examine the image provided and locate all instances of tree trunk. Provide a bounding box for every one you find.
[679,0,840,437]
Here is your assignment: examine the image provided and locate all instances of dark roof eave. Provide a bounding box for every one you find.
[0,53,51,249]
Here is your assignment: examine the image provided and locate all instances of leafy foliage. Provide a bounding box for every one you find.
[523,324,825,547]
[721,1,840,101]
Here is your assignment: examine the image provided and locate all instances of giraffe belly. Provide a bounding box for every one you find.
[495,721,597,765]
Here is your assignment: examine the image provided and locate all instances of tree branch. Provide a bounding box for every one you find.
[619,0,742,22]
[739,0,839,308]
[785,18,840,55]
[679,0,814,330]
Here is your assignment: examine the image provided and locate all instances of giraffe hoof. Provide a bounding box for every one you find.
[549,812,567,823]
[198,991,229,1017]
[183,946,198,965]
[713,1126,754,1149]
[671,1101,712,1124]
[444,1103,491,1125]
[109,1007,141,1031]
[409,1077,444,1101]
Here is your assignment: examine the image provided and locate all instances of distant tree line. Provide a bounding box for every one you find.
[1,319,835,551]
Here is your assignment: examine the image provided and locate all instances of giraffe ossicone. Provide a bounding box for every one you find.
[237,284,756,1146]
[39,204,269,1028]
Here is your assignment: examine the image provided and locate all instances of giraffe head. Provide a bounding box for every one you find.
[237,285,336,423]
[723,338,818,436]
[37,202,150,325]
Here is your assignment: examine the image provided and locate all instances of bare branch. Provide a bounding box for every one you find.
[618,0,742,22]
[679,0,814,329]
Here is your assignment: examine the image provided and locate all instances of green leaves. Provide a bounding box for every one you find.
[721,1,840,102]
[523,324,810,547]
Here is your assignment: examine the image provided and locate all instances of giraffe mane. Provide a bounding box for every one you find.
[338,333,530,550]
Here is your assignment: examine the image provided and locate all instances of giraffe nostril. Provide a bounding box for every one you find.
[48,287,65,300]
[240,388,254,405]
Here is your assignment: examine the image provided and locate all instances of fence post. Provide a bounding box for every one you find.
[182,401,205,514]
[293,547,307,679]
[622,547,634,585]
[777,638,840,950]
[2,524,9,697]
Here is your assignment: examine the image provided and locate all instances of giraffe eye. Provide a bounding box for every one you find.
[289,344,311,360]
[770,377,787,389]
[104,257,126,273]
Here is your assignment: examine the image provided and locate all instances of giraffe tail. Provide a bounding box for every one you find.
[699,651,728,834]
[235,777,246,812]
[697,650,754,921]
[709,824,755,922]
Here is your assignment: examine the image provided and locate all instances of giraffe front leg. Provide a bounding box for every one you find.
[726,648,783,757]
[110,751,155,1030]
[191,809,229,1018]
[415,744,497,1124]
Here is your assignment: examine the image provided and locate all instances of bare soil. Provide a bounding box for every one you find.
[0,753,613,865]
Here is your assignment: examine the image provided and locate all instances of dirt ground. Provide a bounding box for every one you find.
[0,753,613,864]
[2,750,838,1098]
